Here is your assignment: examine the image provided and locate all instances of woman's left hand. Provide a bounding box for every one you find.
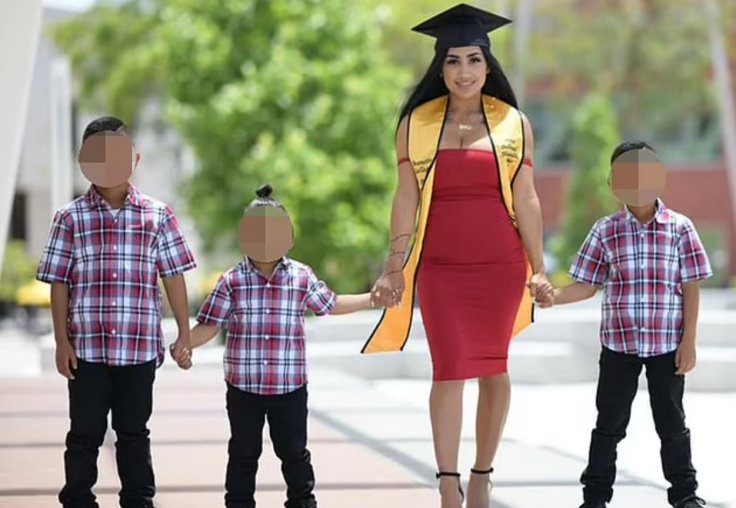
[371,271,404,308]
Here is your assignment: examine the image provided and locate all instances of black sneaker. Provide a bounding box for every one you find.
[579,502,606,508]
[674,496,706,508]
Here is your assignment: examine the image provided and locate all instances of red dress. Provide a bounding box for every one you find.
[417,149,528,381]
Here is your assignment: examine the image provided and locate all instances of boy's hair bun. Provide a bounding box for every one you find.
[244,183,287,216]
[256,184,273,198]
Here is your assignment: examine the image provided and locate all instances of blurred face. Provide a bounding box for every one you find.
[610,149,666,207]
[78,132,140,188]
[239,206,294,263]
[442,46,489,99]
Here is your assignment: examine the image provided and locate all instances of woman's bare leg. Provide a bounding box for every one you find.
[430,380,465,508]
[466,373,511,508]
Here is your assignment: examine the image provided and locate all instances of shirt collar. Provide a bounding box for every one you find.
[622,198,672,225]
[241,256,292,274]
[84,184,143,208]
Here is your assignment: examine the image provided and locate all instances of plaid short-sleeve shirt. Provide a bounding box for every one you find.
[36,184,197,366]
[196,257,337,395]
[569,200,712,357]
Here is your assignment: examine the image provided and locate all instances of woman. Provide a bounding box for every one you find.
[365,4,548,508]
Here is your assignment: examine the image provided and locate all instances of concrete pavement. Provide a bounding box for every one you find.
[0,369,439,508]
[1,300,735,508]
[2,362,734,507]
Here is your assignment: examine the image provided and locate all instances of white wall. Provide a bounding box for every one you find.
[0,0,44,277]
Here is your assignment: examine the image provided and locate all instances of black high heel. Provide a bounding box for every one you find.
[436,471,465,502]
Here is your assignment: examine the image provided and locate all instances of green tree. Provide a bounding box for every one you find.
[52,0,409,292]
[528,0,724,162]
[0,241,38,303]
[551,92,619,276]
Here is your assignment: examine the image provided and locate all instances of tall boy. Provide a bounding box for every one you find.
[36,116,196,508]
[537,141,711,508]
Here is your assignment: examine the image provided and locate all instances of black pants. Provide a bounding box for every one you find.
[225,383,316,508]
[581,347,698,505]
[58,359,156,508]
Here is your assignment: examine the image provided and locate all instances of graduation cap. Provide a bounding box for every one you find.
[412,3,512,51]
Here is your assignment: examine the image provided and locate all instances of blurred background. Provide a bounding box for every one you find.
[1,1,736,507]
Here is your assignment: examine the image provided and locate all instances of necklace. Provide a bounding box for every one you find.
[449,111,482,131]
[448,111,483,148]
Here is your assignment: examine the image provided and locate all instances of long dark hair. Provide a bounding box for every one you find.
[398,47,518,127]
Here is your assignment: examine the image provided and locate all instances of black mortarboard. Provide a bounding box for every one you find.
[412,3,512,51]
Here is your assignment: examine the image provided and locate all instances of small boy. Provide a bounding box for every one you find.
[174,184,379,508]
[36,116,196,508]
[537,141,711,508]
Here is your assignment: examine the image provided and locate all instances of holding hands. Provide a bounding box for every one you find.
[527,271,555,308]
[371,268,405,308]
[371,238,408,309]
[170,333,193,370]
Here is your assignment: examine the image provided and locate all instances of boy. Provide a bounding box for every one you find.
[173,184,379,508]
[36,116,196,508]
[537,141,711,508]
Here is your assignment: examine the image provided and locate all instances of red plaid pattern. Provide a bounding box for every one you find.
[569,200,712,357]
[196,257,336,395]
[36,185,197,366]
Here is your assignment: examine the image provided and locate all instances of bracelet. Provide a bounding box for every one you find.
[390,233,411,244]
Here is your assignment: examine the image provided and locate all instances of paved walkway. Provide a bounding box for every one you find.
[1,322,735,508]
[0,369,438,508]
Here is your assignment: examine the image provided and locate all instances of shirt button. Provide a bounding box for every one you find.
[113,246,118,251]
[263,360,268,365]
[265,309,270,314]
[112,301,117,306]
[265,335,270,340]
[111,329,116,335]
[112,273,118,279]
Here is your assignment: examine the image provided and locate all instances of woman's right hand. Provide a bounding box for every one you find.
[372,270,405,308]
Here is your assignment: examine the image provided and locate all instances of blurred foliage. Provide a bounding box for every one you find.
[48,0,736,289]
[697,223,728,288]
[52,0,409,292]
[528,0,730,163]
[0,241,39,302]
[551,92,620,273]
[366,0,733,164]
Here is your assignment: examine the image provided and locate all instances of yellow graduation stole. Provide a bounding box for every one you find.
[361,94,534,354]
